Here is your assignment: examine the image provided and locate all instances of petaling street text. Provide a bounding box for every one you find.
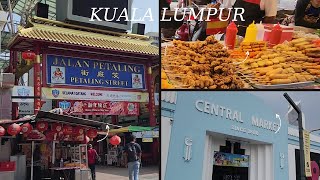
[70,77,128,86]
[52,57,141,73]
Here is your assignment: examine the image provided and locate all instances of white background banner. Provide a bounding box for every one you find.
[42,87,149,102]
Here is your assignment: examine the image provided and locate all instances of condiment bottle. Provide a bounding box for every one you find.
[225,21,238,50]
[269,23,283,47]
[244,21,257,42]
[256,21,265,41]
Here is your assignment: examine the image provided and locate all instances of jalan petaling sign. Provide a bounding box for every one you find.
[195,100,280,136]
[46,55,146,89]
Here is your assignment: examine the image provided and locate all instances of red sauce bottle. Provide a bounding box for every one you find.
[269,23,283,47]
[225,21,238,50]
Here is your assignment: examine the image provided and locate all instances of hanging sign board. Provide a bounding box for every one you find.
[42,87,149,102]
[58,100,139,115]
[303,130,312,177]
[142,138,153,143]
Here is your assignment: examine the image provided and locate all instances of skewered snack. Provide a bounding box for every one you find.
[239,41,267,53]
[162,36,244,89]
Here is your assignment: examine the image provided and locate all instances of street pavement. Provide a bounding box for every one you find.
[96,165,159,180]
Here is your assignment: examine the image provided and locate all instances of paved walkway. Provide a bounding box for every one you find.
[95,165,159,180]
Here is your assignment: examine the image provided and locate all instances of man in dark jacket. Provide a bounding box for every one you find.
[295,0,320,28]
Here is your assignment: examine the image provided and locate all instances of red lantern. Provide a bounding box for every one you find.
[52,123,62,133]
[110,135,121,146]
[22,51,36,65]
[63,125,73,135]
[7,123,21,136]
[21,123,33,135]
[45,130,55,141]
[73,126,84,136]
[36,121,48,132]
[0,126,5,136]
[87,128,98,139]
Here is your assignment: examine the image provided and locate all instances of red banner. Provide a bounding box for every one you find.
[58,100,139,115]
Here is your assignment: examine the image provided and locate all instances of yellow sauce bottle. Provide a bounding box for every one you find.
[244,21,257,42]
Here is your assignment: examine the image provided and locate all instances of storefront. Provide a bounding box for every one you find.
[161,92,289,180]
[0,109,117,180]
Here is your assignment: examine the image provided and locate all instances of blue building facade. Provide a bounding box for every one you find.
[161,92,289,180]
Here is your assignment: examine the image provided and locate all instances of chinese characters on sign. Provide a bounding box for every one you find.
[58,100,139,115]
[47,55,145,89]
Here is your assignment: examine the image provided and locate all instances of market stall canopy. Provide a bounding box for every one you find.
[0,115,35,125]
[36,111,116,130]
[109,126,153,134]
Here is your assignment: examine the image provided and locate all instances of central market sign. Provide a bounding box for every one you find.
[46,55,146,89]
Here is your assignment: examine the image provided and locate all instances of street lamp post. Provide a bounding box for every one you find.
[283,93,306,180]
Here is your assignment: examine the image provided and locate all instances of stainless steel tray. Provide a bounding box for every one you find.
[252,81,315,89]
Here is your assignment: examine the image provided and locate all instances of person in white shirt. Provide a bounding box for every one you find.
[232,0,278,36]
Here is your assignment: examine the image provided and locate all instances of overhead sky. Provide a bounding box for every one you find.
[130,0,159,34]
[250,91,320,132]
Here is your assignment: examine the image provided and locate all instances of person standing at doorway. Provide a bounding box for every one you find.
[124,135,142,180]
[88,144,98,180]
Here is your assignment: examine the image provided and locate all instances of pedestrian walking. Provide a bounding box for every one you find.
[88,144,100,180]
[124,134,142,180]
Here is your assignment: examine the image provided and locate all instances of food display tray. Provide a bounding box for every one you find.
[252,81,315,89]
[237,72,316,89]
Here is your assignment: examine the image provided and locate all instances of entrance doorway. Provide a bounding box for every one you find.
[203,132,274,180]
[212,166,248,180]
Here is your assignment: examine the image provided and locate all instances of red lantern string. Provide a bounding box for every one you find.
[0,126,5,136]
[87,128,98,140]
[22,51,36,65]
[63,125,73,135]
[52,123,62,133]
[36,121,48,132]
[7,123,21,136]
[110,135,121,146]
[73,126,84,136]
[21,123,33,135]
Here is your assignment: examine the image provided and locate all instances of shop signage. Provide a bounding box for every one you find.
[12,86,34,102]
[133,130,159,138]
[46,55,145,89]
[195,100,280,136]
[58,100,139,115]
[142,138,153,142]
[42,87,149,102]
[303,130,312,177]
[18,102,34,115]
[213,151,249,168]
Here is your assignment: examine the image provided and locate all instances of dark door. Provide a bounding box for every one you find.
[212,166,249,180]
